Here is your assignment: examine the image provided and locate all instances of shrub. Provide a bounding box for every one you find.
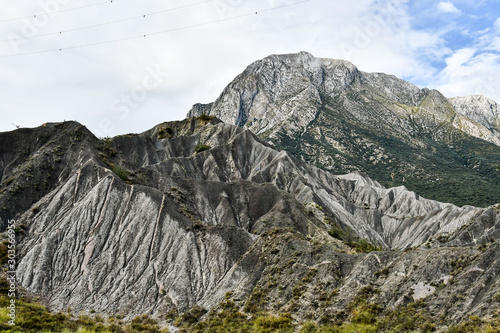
[111,165,129,182]
[351,303,382,325]
[243,287,266,314]
[130,314,160,332]
[0,241,9,265]
[198,114,213,122]
[195,143,211,154]
[352,239,381,253]
[253,313,293,333]
[175,306,207,326]
[376,300,434,332]
[157,126,173,139]
[327,225,346,240]
[328,225,381,253]
[3,177,15,186]
[101,137,112,146]
[298,321,319,332]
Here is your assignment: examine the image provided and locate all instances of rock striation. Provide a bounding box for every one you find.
[1,117,499,326]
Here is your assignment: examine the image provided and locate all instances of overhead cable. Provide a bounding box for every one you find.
[0,0,212,43]
[0,0,115,24]
[0,0,311,58]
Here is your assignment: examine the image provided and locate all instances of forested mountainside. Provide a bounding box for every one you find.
[188,51,500,208]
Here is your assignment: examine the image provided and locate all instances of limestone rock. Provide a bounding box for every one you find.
[188,52,500,207]
[1,117,499,326]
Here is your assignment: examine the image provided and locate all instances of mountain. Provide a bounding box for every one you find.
[1,117,499,331]
[188,51,500,207]
[450,95,500,144]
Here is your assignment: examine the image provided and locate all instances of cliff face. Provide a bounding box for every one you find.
[450,95,500,144]
[1,117,499,325]
[188,51,500,207]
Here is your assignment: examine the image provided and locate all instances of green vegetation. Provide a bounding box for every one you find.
[175,298,293,333]
[449,255,474,276]
[271,92,500,207]
[157,126,173,140]
[351,239,381,253]
[376,300,435,332]
[327,225,381,253]
[447,316,500,333]
[101,137,112,146]
[0,241,10,265]
[198,114,214,122]
[253,313,293,332]
[69,130,84,142]
[111,164,130,182]
[174,306,207,327]
[243,288,266,314]
[172,290,500,333]
[0,273,498,333]
[195,143,211,154]
[97,137,119,175]
[3,177,15,186]
[0,277,169,332]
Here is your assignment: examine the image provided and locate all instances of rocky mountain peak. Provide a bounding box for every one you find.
[188,52,500,207]
[187,52,365,138]
[450,94,500,131]
[245,51,362,95]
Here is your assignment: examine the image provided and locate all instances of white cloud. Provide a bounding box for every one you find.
[495,18,500,32]
[492,37,500,51]
[433,50,500,103]
[426,15,500,104]
[438,1,461,14]
[444,48,476,69]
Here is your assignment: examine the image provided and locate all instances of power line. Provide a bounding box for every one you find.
[0,0,115,24]
[0,1,212,43]
[0,0,311,58]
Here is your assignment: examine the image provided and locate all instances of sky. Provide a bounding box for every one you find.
[0,0,499,137]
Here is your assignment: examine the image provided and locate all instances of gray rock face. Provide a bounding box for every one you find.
[450,95,500,144]
[187,52,500,207]
[188,52,499,146]
[188,51,360,138]
[1,117,499,325]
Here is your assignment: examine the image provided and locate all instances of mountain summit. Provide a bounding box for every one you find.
[188,51,500,207]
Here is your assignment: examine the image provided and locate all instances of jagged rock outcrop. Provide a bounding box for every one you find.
[188,52,500,207]
[1,117,499,326]
[450,95,500,145]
